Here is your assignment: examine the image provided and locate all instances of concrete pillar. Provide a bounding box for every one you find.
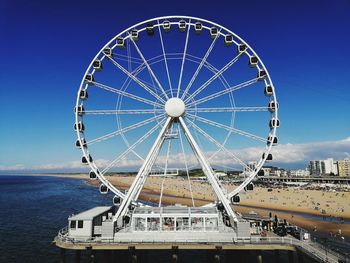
[60,248,66,263]
[129,246,137,263]
[172,246,178,263]
[257,253,263,263]
[90,250,96,263]
[214,246,222,263]
[75,250,81,263]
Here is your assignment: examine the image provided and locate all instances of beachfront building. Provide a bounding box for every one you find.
[261,166,287,177]
[337,159,350,177]
[68,206,115,240]
[309,158,338,176]
[289,169,310,177]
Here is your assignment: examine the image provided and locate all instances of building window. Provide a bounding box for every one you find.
[78,220,84,228]
[70,220,76,229]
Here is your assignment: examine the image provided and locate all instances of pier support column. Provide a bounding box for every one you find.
[257,252,263,263]
[75,250,81,263]
[171,246,178,263]
[129,246,137,263]
[273,250,279,263]
[90,250,96,263]
[60,248,66,263]
[214,246,222,263]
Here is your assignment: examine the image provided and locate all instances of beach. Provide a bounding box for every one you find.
[95,175,350,236]
[30,173,350,236]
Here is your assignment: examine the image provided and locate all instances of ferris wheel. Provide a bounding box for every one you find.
[74,16,279,221]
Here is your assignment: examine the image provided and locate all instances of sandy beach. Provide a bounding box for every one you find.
[96,175,350,236]
[22,173,350,236]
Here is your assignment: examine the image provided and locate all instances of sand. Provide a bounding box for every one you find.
[98,175,350,236]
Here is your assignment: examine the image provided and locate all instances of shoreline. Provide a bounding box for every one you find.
[6,173,350,236]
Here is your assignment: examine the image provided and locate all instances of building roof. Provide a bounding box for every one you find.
[69,206,112,221]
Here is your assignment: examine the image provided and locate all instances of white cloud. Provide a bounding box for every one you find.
[1,137,349,172]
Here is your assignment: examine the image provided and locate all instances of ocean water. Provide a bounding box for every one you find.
[0,175,113,262]
[0,175,319,263]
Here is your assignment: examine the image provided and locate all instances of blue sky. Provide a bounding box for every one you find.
[0,0,349,172]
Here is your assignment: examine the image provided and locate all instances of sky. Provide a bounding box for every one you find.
[0,0,349,173]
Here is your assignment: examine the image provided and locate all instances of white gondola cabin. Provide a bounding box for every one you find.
[99,184,109,194]
[178,20,186,32]
[89,170,97,179]
[146,23,154,35]
[269,118,280,128]
[113,195,121,205]
[103,47,112,57]
[224,34,233,46]
[194,22,202,34]
[74,105,84,116]
[93,60,102,71]
[82,155,92,164]
[210,27,218,39]
[249,56,258,67]
[74,122,85,132]
[84,74,94,83]
[231,195,240,204]
[264,85,273,96]
[116,37,125,48]
[257,69,267,80]
[163,20,171,32]
[238,43,247,53]
[268,101,278,112]
[131,29,139,41]
[79,89,88,100]
[267,135,278,145]
[262,153,273,161]
[75,138,86,148]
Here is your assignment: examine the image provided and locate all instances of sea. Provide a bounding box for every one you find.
[0,175,343,262]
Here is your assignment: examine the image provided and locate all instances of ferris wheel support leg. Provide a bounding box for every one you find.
[178,117,238,223]
[113,117,172,224]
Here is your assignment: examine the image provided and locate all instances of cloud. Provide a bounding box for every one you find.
[1,137,349,172]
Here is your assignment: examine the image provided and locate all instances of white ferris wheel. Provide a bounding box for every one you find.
[74,16,279,222]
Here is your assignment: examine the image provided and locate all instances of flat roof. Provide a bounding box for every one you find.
[69,206,112,221]
[133,206,218,215]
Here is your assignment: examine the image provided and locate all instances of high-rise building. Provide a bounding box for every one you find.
[337,159,350,177]
[323,158,338,175]
[308,158,338,176]
[308,160,325,175]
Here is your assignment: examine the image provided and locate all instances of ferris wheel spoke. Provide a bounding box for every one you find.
[157,20,173,97]
[177,19,191,98]
[86,114,164,146]
[107,56,166,103]
[129,36,169,100]
[92,81,162,108]
[186,78,258,108]
[181,30,221,100]
[113,52,143,64]
[101,120,165,174]
[187,106,269,113]
[187,113,266,143]
[84,109,163,115]
[189,120,251,171]
[184,52,244,104]
[178,126,195,207]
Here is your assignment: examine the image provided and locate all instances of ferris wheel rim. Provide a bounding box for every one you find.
[74,15,279,204]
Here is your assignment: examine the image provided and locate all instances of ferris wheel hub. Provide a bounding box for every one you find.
[164,98,185,117]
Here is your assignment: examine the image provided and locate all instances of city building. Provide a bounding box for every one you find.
[308,158,338,176]
[289,169,310,177]
[337,159,350,177]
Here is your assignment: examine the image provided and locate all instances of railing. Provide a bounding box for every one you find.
[55,228,344,263]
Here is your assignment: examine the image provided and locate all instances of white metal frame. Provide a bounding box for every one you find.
[74,16,279,225]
